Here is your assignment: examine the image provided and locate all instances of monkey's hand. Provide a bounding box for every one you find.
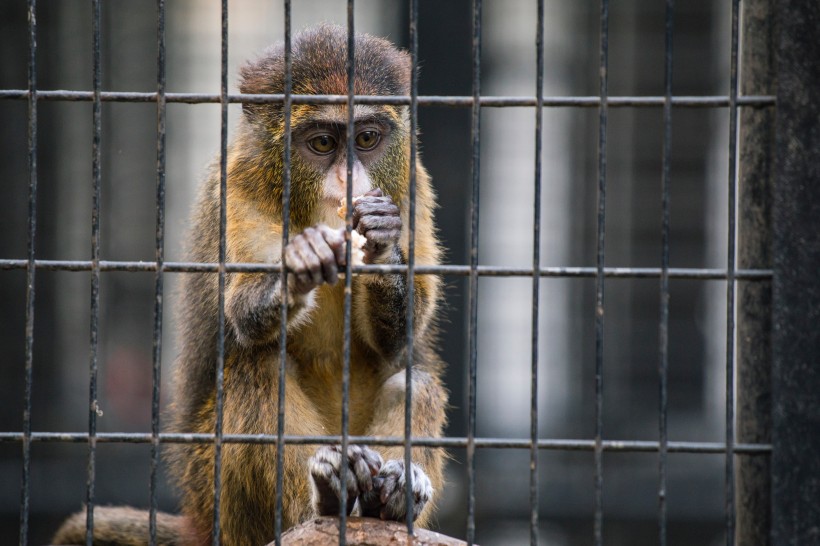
[309,445,384,517]
[358,459,433,522]
[284,225,347,295]
[352,188,401,264]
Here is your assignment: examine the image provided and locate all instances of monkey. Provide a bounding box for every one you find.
[52,23,447,546]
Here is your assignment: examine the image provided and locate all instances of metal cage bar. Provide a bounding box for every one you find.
[211,0,229,543]
[405,0,420,536]
[0,431,771,453]
[274,2,293,544]
[0,259,774,280]
[466,0,482,544]
[84,1,103,543]
[149,1,167,545]
[338,3,356,543]
[593,0,610,543]
[725,0,741,544]
[530,1,545,544]
[18,1,38,544]
[658,1,675,545]
[0,89,777,108]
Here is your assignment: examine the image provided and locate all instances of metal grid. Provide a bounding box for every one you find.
[3,1,780,545]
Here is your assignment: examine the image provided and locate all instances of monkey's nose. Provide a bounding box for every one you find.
[335,165,350,186]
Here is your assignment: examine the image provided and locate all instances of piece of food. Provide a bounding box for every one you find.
[349,229,366,266]
[336,195,364,220]
[337,196,367,267]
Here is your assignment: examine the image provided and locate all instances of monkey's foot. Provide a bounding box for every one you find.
[358,459,432,522]
[309,445,383,517]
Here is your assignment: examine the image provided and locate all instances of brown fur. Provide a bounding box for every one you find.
[53,24,446,546]
[52,506,197,546]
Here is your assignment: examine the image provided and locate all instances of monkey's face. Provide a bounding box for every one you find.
[290,105,407,227]
[236,24,413,228]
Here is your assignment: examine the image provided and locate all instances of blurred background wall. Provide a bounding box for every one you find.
[0,1,735,544]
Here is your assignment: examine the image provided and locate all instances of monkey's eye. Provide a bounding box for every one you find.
[307,134,337,155]
[355,130,380,150]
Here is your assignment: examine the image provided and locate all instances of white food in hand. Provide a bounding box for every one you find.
[338,197,367,268]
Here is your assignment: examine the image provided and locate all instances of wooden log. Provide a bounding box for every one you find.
[275,517,469,546]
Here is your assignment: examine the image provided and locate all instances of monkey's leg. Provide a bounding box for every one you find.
[358,369,447,527]
[179,356,323,546]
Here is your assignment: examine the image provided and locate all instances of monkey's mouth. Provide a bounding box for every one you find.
[318,198,346,229]
[322,196,347,213]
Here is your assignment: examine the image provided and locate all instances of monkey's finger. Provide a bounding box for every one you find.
[284,243,314,292]
[356,214,402,236]
[358,478,384,519]
[283,242,301,271]
[309,459,358,515]
[362,230,401,252]
[351,197,398,231]
[352,455,375,492]
[317,225,347,266]
[379,473,398,506]
[357,446,384,476]
[347,445,383,492]
[352,199,400,223]
[374,460,433,521]
[360,227,401,256]
[355,196,399,213]
[294,231,325,287]
[363,187,383,197]
[305,227,339,285]
[311,447,360,494]
[377,460,403,505]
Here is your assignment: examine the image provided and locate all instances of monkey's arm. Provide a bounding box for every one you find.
[224,187,348,347]
[351,190,439,359]
[225,271,315,347]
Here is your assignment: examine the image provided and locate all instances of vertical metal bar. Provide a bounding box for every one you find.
[85,1,103,543]
[405,0,419,535]
[593,0,609,544]
[213,0,228,543]
[149,1,167,544]
[658,2,674,546]
[736,0,774,543]
[274,1,292,544]
[530,1,544,545]
[725,0,740,544]
[340,2,355,544]
[19,1,37,544]
[466,0,482,543]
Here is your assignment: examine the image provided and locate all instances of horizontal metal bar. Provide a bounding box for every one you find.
[0,258,773,280]
[0,432,771,454]
[0,89,776,108]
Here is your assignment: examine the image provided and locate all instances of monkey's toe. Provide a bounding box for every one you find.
[347,445,384,492]
[308,445,384,517]
[359,459,432,522]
